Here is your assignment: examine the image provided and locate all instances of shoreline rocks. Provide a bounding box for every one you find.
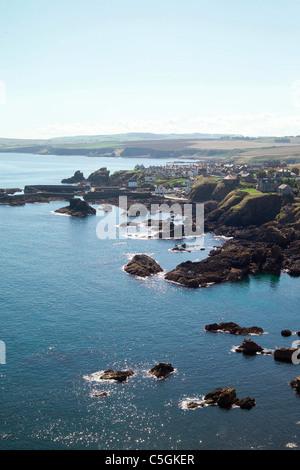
[205,322,264,336]
[149,363,174,379]
[124,254,163,277]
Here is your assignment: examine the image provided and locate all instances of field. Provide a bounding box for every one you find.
[1,133,300,163]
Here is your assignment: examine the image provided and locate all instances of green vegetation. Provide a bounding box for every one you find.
[240,188,261,194]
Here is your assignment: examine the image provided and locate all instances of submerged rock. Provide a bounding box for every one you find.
[100,369,134,382]
[187,401,203,409]
[205,322,264,336]
[55,198,96,217]
[149,363,174,379]
[92,392,108,398]
[124,254,163,277]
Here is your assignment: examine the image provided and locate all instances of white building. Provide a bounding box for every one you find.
[128,180,138,188]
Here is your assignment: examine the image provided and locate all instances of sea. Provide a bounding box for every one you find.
[0,152,300,450]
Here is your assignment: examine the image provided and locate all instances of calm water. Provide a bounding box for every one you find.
[0,153,300,450]
[0,152,194,188]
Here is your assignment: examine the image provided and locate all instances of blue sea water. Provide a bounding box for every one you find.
[0,153,300,450]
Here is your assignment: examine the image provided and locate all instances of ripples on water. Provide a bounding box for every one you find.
[0,154,300,449]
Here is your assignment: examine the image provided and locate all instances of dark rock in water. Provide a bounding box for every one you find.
[235,397,256,410]
[274,348,299,363]
[187,401,202,409]
[298,331,300,337]
[204,323,219,332]
[55,198,96,217]
[204,322,264,336]
[216,388,237,408]
[290,376,300,392]
[235,338,264,355]
[124,254,163,278]
[204,387,237,408]
[100,369,134,382]
[92,392,108,398]
[281,329,292,337]
[61,170,85,184]
[204,388,225,403]
[149,362,174,379]
[171,244,191,253]
[188,387,256,411]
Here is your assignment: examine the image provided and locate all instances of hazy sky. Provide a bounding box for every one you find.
[0,0,300,138]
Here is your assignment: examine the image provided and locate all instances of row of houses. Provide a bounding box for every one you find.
[256,177,294,195]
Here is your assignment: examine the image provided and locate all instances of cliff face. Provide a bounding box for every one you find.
[207,192,283,227]
[189,177,235,202]
[165,187,300,288]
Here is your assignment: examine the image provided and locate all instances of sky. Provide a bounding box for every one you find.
[0,0,300,139]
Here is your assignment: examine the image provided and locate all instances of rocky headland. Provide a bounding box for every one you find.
[165,190,300,288]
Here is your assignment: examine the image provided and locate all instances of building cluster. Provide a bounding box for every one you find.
[134,161,299,197]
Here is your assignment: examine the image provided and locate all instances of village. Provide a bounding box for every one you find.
[130,160,300,199]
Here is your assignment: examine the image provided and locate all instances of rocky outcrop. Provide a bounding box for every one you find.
[290,376,300,393]
[205,322,264,336]
[124,254,163,277]
[87,167,110,185]
[100,370,134,382]
[187,387,256,410]
[282,240,300,277]
[148,363,174,379]
[235,338,264,355]
[61,170,85,184]
[55,198,96,217]
[274,348,299,363]
[234,397,256,410]
[165,231,288,288]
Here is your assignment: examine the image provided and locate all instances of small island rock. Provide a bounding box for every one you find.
[55,198,96,217]
[235,338,264,355]
[149,363,174,379]
[100,369,134,382]
[124,254,163,278]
